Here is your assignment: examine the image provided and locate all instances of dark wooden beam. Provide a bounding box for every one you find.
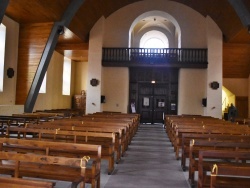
[24,0,85,113]
[0,0,9,23]
[228,0,250,27]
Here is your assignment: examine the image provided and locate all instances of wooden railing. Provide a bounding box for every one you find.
[102,48,208,68]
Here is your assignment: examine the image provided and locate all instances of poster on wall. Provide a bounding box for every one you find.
[143,97,150,106]
[131,102,136,113]
[171,103,176,110]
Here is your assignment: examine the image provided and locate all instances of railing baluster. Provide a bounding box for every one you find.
[102,47,207,66]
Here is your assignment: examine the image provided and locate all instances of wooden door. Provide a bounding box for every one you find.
[138,83,154,123]
[236,96,248,118]
[138,83,168,124]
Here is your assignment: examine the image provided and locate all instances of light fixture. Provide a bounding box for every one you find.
[57,25,64,35]
[151,80,156,84]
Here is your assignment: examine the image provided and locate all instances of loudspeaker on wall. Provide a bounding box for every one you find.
[202,98,207,107]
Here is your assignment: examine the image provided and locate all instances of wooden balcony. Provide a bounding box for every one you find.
[102,48,208,68]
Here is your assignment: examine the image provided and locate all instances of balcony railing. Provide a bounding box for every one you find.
[102,48,208,68]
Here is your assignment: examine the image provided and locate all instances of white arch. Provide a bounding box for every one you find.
[129,10,181,48]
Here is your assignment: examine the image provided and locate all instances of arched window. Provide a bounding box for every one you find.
[140,30,169,48]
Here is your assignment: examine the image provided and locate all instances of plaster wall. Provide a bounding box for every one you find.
[205,16,223,119]
[86,17,105,114]
[34,51,74,111]
[178,69,207,115]
[102,67,129,113]
[0,16,19,105]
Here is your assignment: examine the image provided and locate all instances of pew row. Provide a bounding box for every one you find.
[0,138,101,188]
[0,151,87,188]
[6,126,115,175]
[181,133,250,171]
[189,139,250,187]
[0,177,55,188]
[199,150,250,188]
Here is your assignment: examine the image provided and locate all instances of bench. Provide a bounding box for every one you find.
[0,137,101,188]
[0,151,87,188]
[7,126,115,175]
[50,119,130,155]
[198,150,250,188]
[210,163,250,188]
[181,133,250,171]
[25,122,125,163]
[0,176,55,188]
[173,125,250,160]
[189,139,250,186]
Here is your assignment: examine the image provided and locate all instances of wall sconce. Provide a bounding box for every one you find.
[57,25,64,35]
[7,68,14,78]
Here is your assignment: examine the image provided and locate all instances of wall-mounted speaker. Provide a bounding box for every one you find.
[202,98,207,107]
[101,95,106,103]
[210,81,219,90]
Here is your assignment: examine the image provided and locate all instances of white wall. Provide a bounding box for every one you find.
[205,16,223,119]
[74,61,88,95]
[0,16,19,105]
[102,67,129,113]
[86,17,105,114]
[34,51,74,111]
[178,69,207,115]
[101,0,221,116]
[104,0,206,48]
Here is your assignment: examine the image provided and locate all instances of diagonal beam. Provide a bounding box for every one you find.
[228,0,250,27]
[0,0,9,23]
[24,0,85,113]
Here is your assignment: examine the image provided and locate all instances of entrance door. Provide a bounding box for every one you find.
[138,83,168,124]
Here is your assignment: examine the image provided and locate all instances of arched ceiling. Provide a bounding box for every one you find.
[4,0,250,78]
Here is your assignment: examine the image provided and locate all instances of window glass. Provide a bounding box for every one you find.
[62,57,71,95]
[140,30,169,48]
[0,24,6,92]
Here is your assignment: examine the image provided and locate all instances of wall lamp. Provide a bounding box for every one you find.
[57,25,65,35]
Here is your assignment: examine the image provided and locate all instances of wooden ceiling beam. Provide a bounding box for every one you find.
[55,42,88,51]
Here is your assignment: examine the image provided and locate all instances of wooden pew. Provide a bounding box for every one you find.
[74,116,135,143]
[25,122,125,163]
[210,163,250,188]
[181,133,250,171]
[0,176,55,188]
[7,126,115,175]
[0,151,87,188]
[198,150,250,188]
[189,139,250,186]
[172,125,250,160]
[0,138,101,188]
[48,119,130,155]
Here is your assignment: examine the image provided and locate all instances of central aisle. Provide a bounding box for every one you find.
[103,124,190,188]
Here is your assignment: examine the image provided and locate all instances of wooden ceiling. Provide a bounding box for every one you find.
[4,0,250,78]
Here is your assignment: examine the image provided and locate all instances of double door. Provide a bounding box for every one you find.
[138,83,168,124]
